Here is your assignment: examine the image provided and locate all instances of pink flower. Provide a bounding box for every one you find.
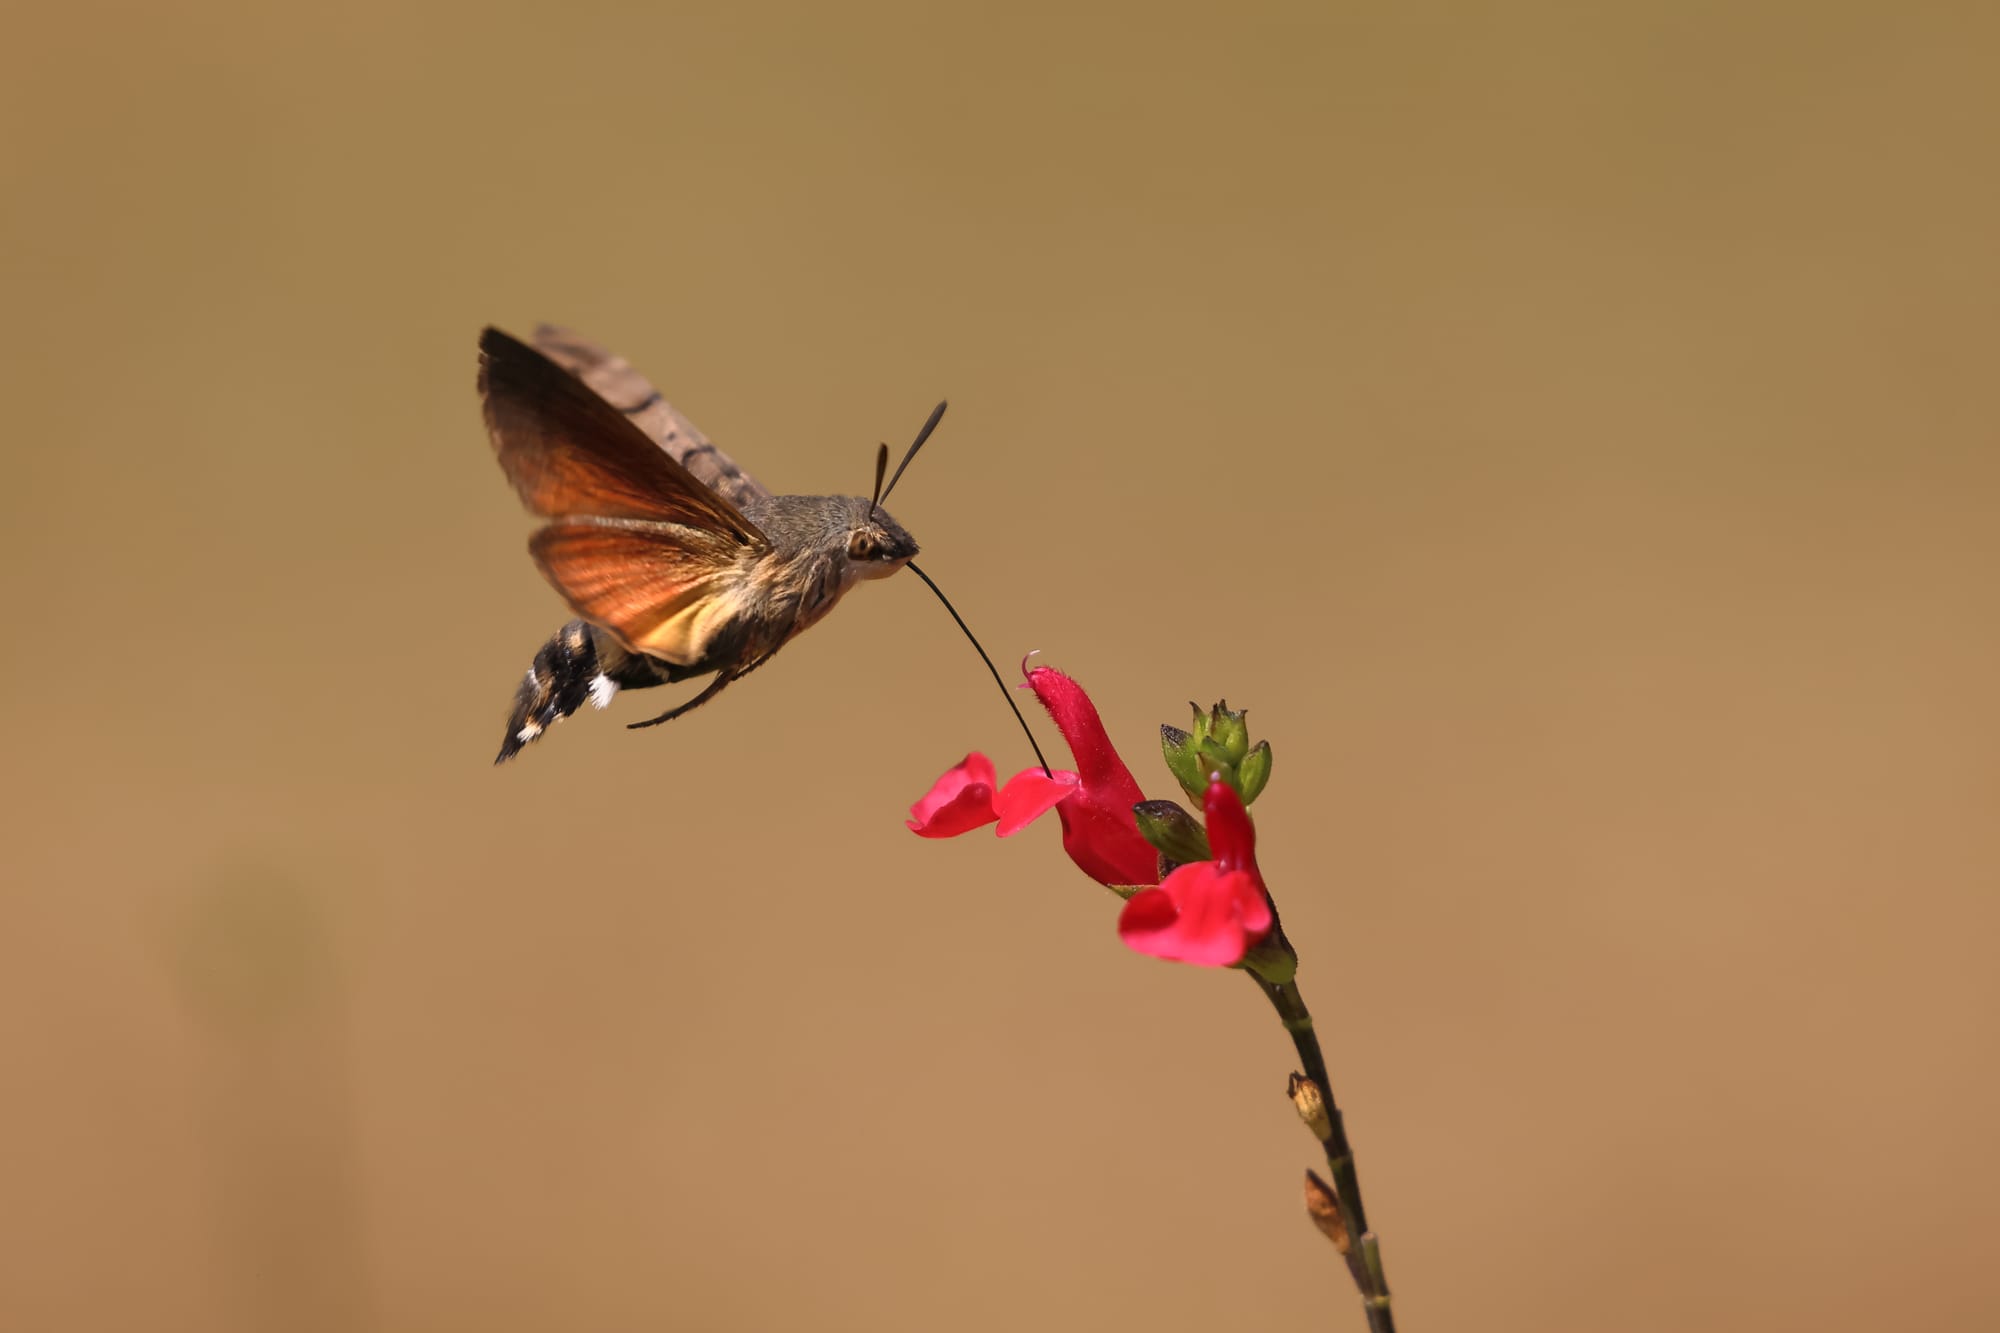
[1116,778,1274,967]
[906,664,1161,888]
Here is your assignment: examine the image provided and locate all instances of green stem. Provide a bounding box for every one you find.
[1257,974,1395,1333]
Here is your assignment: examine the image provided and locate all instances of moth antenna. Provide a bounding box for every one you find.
[880,400,948,507]
[906,560,1052,778]
[867,442,890,521]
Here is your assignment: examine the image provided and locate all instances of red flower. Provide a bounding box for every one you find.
[1024,665,1160,888]
[1116,778,1274,967]
[907,753,1076,838]
[906,664,1161,888]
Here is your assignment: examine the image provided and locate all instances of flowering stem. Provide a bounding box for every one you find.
[1254,975,1395,1333]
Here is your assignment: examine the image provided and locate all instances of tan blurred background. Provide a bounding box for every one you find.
[3,1,1997,1329]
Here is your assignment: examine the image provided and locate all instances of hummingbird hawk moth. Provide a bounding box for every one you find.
[481,324,1035,767]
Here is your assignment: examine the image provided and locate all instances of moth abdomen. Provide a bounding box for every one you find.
[494,620,678,763]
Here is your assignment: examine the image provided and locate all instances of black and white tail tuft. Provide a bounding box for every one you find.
[496,621,607,763]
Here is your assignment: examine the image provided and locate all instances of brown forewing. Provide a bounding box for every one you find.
[479,327,769,549]
[529,324,775,510]
[528,520,749,667]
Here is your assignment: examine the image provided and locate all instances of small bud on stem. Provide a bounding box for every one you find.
[1304,1170,1352,1255]
[1289,1072,1333,1142]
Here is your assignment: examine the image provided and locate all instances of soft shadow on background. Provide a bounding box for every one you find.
[3,3,1996,1330]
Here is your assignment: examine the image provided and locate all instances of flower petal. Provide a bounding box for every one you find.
[1117,863,1265,966]
[1202,778,1258,876]
[1232,872,1274,938]
[994,767,1079,836]
[906,752,1001,838]
[1025,666,1160,887]
[1198,779,1271,936]
[1054,794,1162,888]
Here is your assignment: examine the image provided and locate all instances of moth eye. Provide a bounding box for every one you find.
[847,533,876,560]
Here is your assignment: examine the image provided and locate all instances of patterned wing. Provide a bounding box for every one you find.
[529,520,751,668]
[479,327,767,549]
[531,323,775,509]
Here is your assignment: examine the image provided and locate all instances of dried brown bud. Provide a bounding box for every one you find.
[1289,1072,1332,1141]
[1304,1170,1351,1254]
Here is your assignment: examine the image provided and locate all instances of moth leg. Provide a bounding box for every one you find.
[729,647,781,683]
[623,644,784,731]
[625,668,741,730]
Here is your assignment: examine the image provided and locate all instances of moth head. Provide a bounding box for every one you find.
[848,399,944,581]
[845,502,919,580]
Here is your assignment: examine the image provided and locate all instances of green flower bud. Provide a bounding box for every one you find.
[1160,724,1207,802]
[1204,700,1251,766]
[1198,740,1240,796]
[1133,798,1211,869]
[1165,702,1273,805]
[1238,739,1273,805]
